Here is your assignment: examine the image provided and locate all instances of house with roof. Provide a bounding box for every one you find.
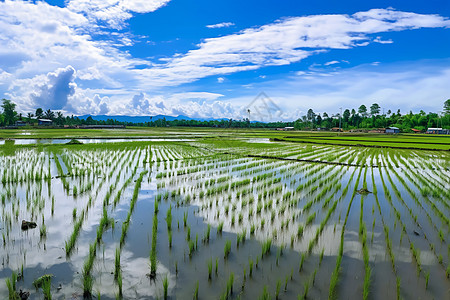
[38,119,53,126]
[385,126,400,134]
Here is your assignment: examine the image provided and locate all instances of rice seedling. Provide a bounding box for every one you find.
[226,272,234,296]
[193,281,199,300]
[6,272,18,300]
[260,285,270,300]
[163,275,169,299]
[363,267,371,300]
[319,248,324,266]
[302,280,310,300]
[186,225,191,241]
[40,223,47,238]
[299,253,305,272]
[82,273,93,298]
[425,271,430,289]
[166,205,172,231]
[311,269,317,286]
[117,264,123,297]
[207,258,213,280]
[396,276,401,300]
[297,224,304,238]
[237,230,246,247]
[114,247,121,279]
[150,212,158,278]
[261,239,272,257]
[204,224,211,243]
[188,240,196,257]
[224,240,231,259]
[306,212,316,226]
[276,246,282,266]
[276,279,281,300]
[42,276,52,300]
[215,258,219,275]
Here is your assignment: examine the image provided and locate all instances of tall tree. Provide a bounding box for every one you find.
[343,109,350,122]
[306,108,315,123]
[44,109,55,120]
[370,103,380,116]
[444,99,450,115]
[358,105,367,117]
[35,108,44,119]
[56,111,64,125]
[1,99,17,126]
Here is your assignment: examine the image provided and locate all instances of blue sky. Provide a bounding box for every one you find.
[0,0,449,120]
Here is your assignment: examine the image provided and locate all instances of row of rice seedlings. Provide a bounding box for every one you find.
[0,149,51,184]
[65,210,86,255]
[82,242,97,297]
[370,165,403,300]
[405,169,450,227]
[378,162,429,298]
[306,166,355,253]
[63,150,133,255]
[149,199,158,279]
[65,150,131,254]
[387,159,449,267]
[328,166,363,299]
[380,157,436,279]
[360,168,372,300]
[119,171,148,246]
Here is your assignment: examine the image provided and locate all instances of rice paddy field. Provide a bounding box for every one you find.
[0,134,449,299]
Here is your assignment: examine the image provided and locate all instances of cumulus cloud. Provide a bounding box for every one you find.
[206,22,235,29]
[30,66,77,110]
[130,92,150,111]
[1,3,449,118]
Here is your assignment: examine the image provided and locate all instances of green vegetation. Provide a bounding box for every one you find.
[0,128,448,299]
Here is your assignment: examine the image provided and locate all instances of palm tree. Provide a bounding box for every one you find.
[44,109,55,120]
[56,111,64,125]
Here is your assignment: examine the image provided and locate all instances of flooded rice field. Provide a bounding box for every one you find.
[0,141,449,299]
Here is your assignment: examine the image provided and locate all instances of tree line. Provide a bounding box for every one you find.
[294,101,450,132]
[1,98,449,131]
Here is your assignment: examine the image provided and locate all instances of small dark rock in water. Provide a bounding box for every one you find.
[19,290,30,300]
[21,220,37,230]
[413,230,420,236]
[356,188,372,195]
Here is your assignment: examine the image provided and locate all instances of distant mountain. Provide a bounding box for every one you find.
[76,114,228,123]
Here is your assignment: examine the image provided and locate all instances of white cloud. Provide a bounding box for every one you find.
[324,61,340,66]
[30,65,77,110]
[239,60,450,119]
[374,36,394,44]
[206,22,235,29]
[140,8,450,87]
[217,77,225,83]
[1,3,449,118]
[67,0,171,29]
